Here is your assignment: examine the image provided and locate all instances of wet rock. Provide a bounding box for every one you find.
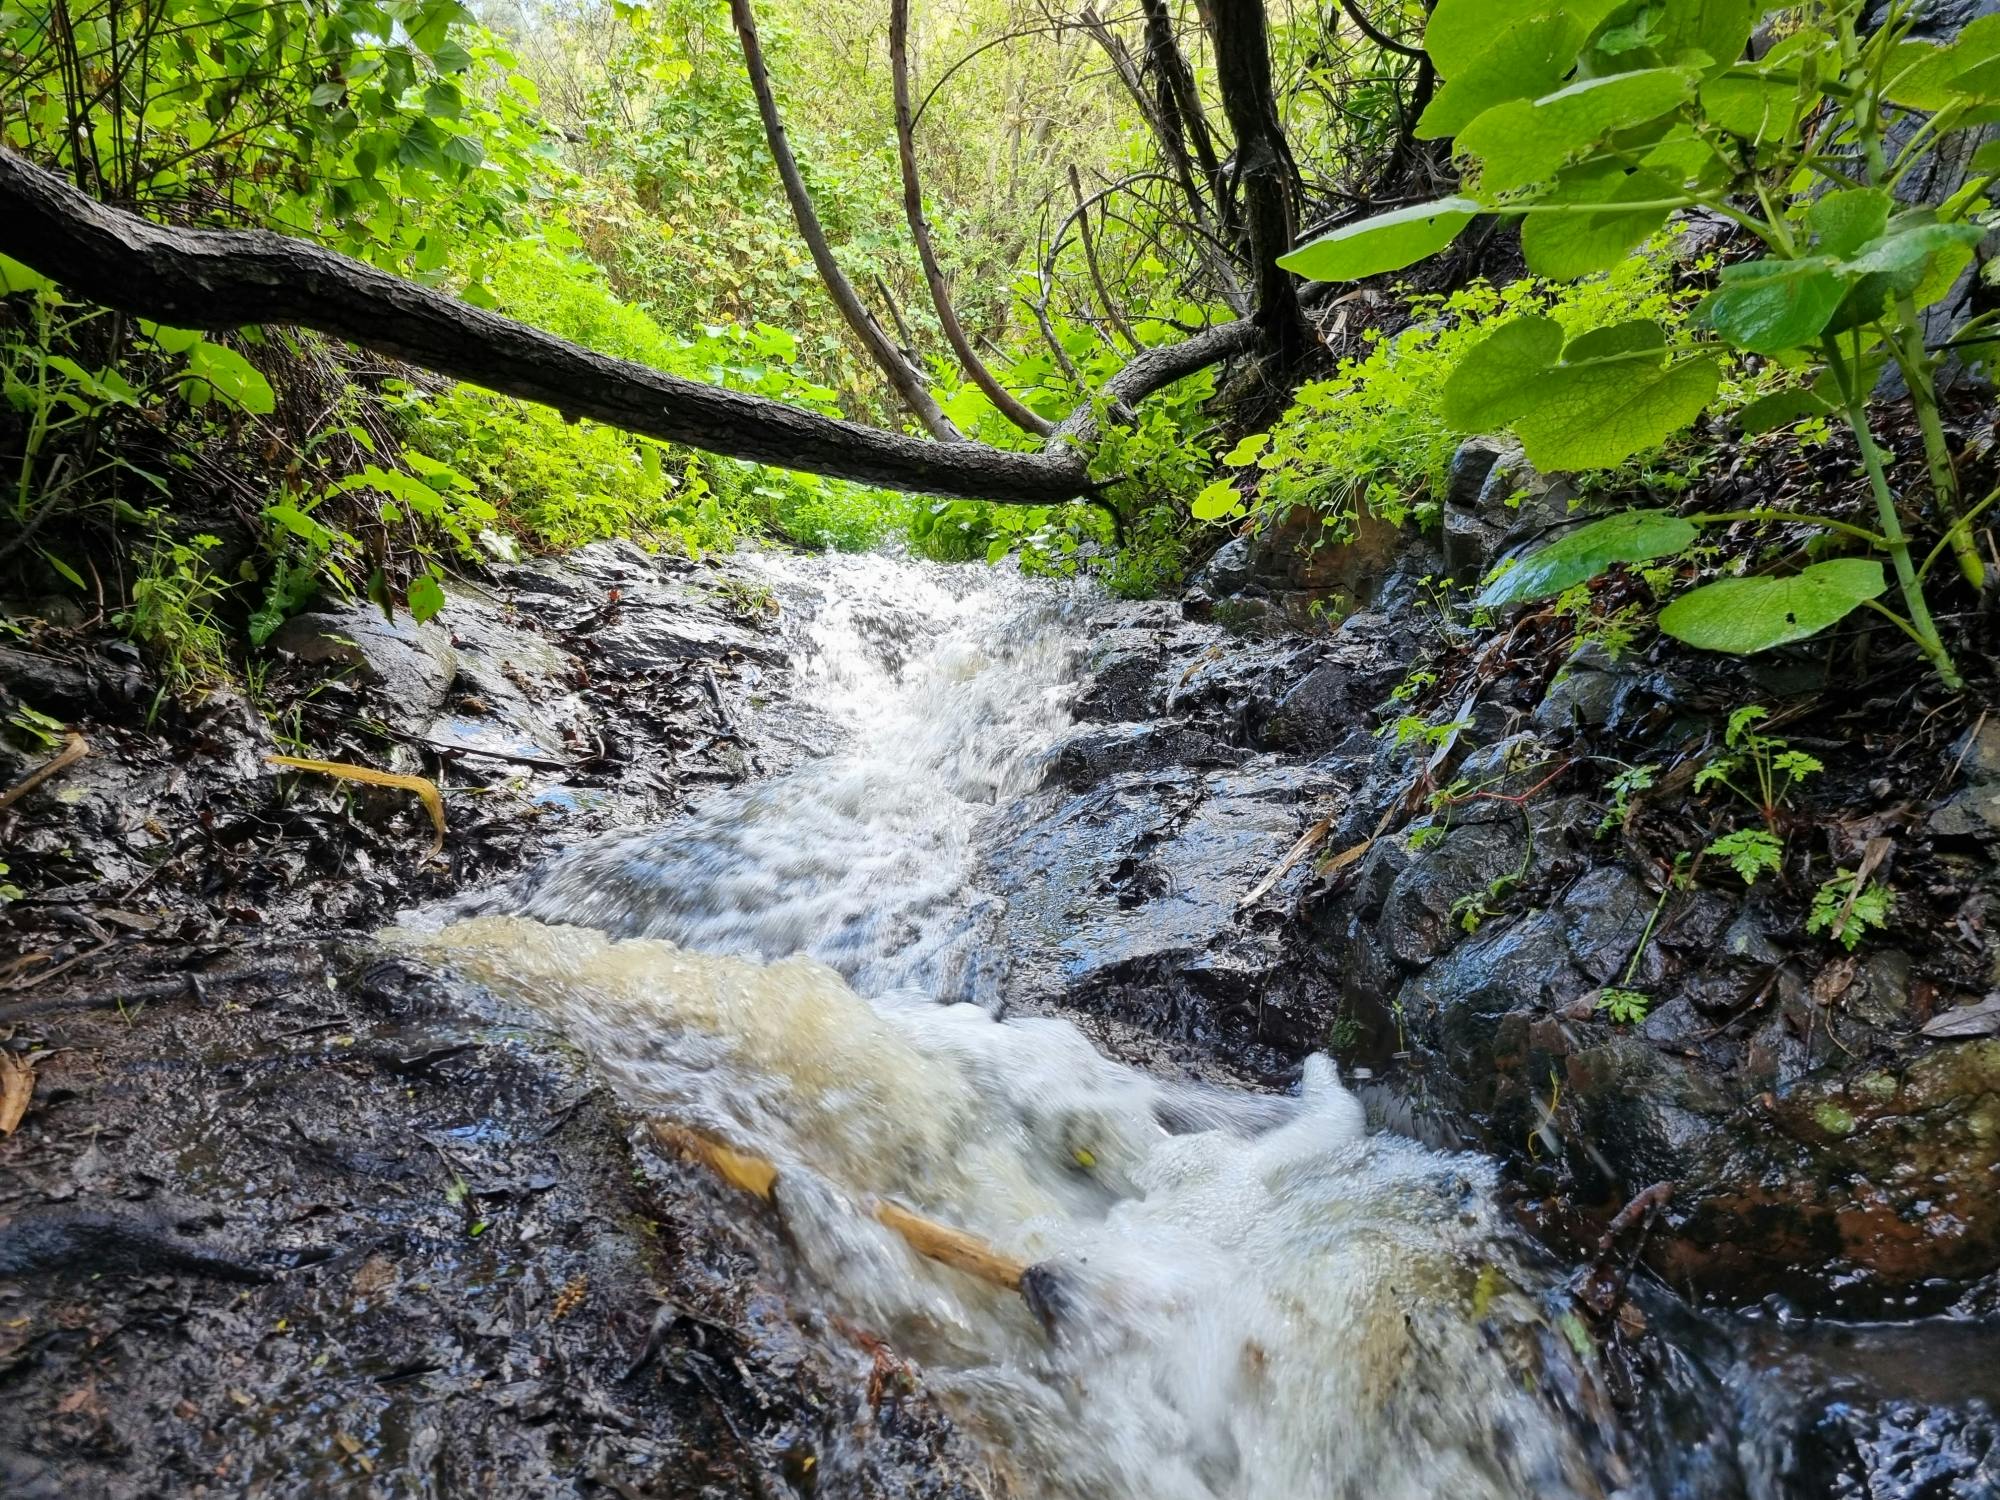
[273,605,458,730]
[1560,866,1655,985]
[1929,716,2000,839]
[1191,536,1254,596]
[1259,661,1354,753]
[1039,722,1245,791]
[1534,666,1622,735]
[1444,436,1513,511]
[1788,1397,2000,1500]
[1374,815,1533,968]
[992,757,1345,1066]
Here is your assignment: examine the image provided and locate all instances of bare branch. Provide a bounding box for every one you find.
[891,0,1053,437]
[728,0,960,441]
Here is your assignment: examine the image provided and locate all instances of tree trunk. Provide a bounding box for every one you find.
[728,0,960,441]
[1204,0,1309,362]
[0,150,1258,506]
[889,0,1052,437]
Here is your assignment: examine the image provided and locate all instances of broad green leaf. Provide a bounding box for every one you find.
[185,340,276,414]
[0,254,53,296]
[1807,188,1892,258]
[1424,0,1625,78]
[139,320,204,355]
[1654,0,1755,70]
[1458,69,1700,193]
[1441,315,1565,432]
[408,575,447,623]
[1658,558,1886,653]
[1192,480,1244,522]
[1477,509,1698,607]
[1737,386,1831,434]
[1700,257,1846,354]
[1884,39,1967,109]
[1843,221,1984,295]
[1520,165,1677,279]
[1699,72,1799,139]
[1223,433,1270,466]
[1516,353,1719,469]
[1278,197,1482,281]
[1562,320,1667,363]
[1417,14,1586,138]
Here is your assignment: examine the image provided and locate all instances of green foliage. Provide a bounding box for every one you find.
[1694,704,1824,827]
[118,534,229,691]
[1304,0,1989,686]
[1657,558,1888,654]
[1479,511,1697,607]
[1597,987,1652,1024]
[1597,762,1658,836]
[1705,827,1783,886]
[1232,246,1696,543]
[1808,870,1894,950]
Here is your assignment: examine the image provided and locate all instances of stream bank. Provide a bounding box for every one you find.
[1,527,1996,1497]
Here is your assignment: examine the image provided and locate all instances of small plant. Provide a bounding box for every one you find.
[1694,706,1823,828]
[1595,853,1689,1023]
[1808,868,1894,950]
[118,534,230,692]
[1597,988,1652,1025]
[1705,827,1784,886]
[1597,762,1658,837]
[6,703,66,751]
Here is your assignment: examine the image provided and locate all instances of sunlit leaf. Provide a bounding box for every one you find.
[1658,559,1887,653]
[1478,509,1698,607]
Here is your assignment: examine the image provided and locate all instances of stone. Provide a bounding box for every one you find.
[1443,436,1512,511]
[1533,667,1621,734]
[1442,504,1507,585]
[1190,537,1254,597]
[272,605,458,730]
[1259,662,1353,753]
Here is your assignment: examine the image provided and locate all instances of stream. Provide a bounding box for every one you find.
[391,553,1984,1499]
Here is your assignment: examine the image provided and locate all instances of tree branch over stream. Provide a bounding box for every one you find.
[0,149,1260,505]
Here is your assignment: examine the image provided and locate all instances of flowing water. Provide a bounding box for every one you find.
[395,553,1637,1498]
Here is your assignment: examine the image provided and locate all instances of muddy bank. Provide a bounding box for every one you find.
[0,543,993,1497]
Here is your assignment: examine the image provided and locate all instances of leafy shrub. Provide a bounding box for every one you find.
[1199,239,1705,538]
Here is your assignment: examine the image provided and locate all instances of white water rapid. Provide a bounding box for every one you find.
[396,552,1616,1500]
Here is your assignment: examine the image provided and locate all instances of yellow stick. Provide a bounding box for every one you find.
[650,1122,1030,1293]
[266,754,446,858]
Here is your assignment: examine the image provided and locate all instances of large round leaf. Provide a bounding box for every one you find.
[1699,256,1847,355]
[1458,69,1699,193]
[1515,353,1719,470]
[1278,197,1482,282]
[1424,0,1625,79]
[1478,509,1698,607]
[1520,165,1676,279]
[1657,558,1887,653]
[1440,316,1564,433]
[1417,14,1587,138]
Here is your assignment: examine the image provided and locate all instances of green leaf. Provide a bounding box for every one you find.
[1653,0,1755,70]
[1516,352,1719,470]
[1842,221,1985,296]
[408,574,447,623]
[1562,320,1667,362]
[1277,197,1482,281]
[1424,0,1624,79]
[1441,315,1565,432]
[1192,480,1244,522]
[184,340,276,414]
[1657,558,1887,653]
[1737,386,1831,434]
[0,254,54,296]
[139,320,204,354]
[1699,71,1799,139]
[1699,257,1847,355]
[1417,13,1587,138]
[1807,188,1892,258]
[1520,165,1677,279]
[1457,69,1699,193]
[1477,509,1698,607]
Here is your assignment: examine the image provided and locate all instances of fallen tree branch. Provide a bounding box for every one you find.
[0,150,1272,507]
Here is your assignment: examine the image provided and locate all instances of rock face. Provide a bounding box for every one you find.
[1105,510,2000,1313]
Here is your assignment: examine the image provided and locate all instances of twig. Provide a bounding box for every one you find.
[0,731,88,812]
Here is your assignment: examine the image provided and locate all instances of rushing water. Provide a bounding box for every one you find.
[397,553,1633,1498]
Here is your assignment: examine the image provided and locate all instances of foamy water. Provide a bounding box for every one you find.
[395,552,1620,1498]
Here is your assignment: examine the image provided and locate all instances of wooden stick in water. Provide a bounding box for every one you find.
[650,1121,1030,1293]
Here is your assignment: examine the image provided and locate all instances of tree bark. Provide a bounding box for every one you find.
[889,0,1052,437]
[0,150,1259,505]
[1204,0,1309,362]
[728,0,960,441]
